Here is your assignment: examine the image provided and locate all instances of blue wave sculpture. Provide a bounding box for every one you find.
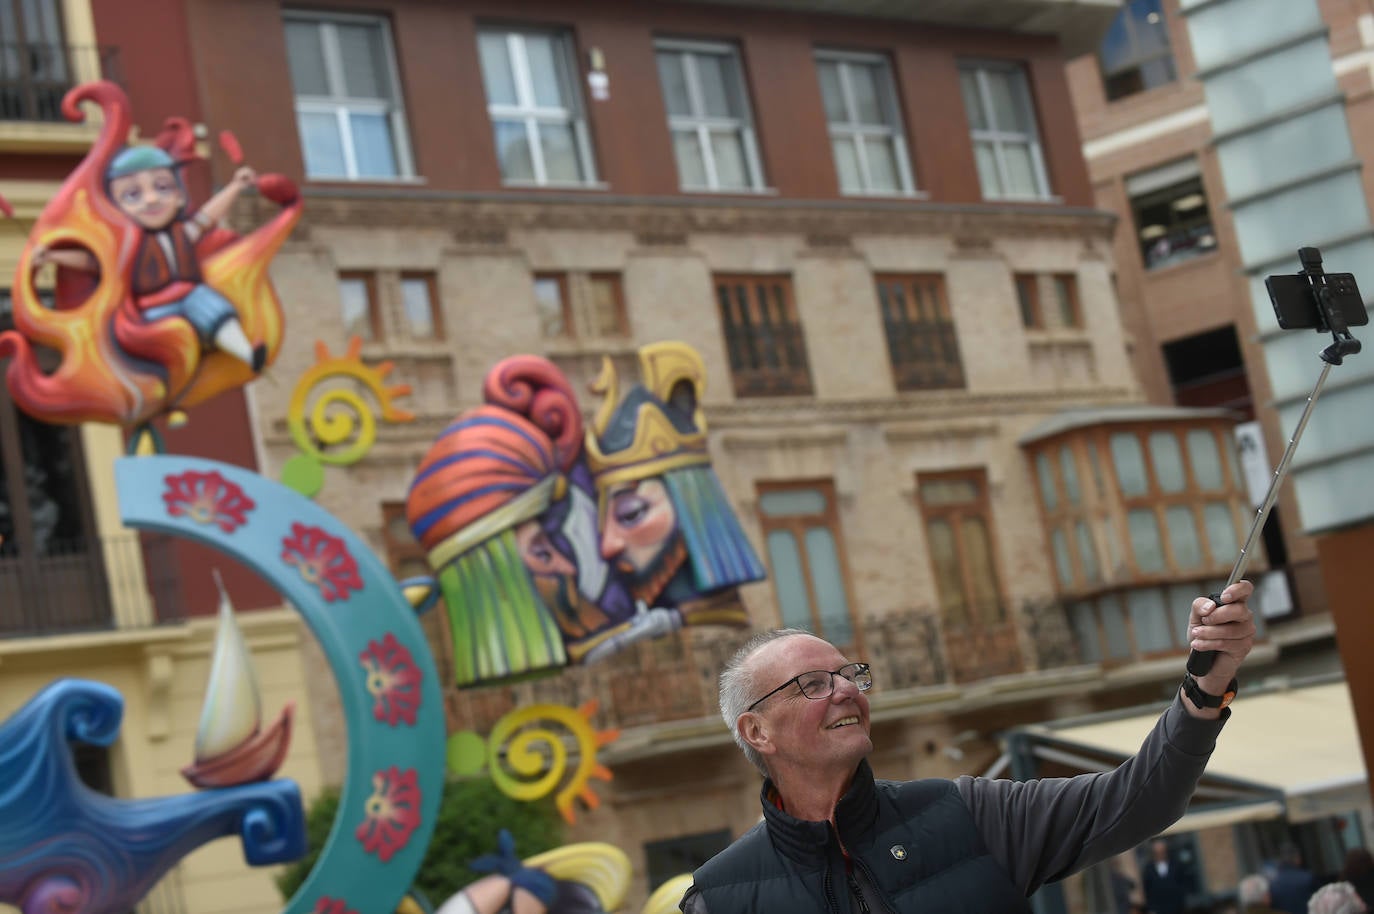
[0,678,306,914]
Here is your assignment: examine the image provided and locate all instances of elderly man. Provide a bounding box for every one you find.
[680,583,1255,913]
[1308,882,1368,914]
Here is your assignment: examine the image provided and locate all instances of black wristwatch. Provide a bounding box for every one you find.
[1182,673,1238,710]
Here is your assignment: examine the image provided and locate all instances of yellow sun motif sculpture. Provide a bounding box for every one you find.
[282,336,414,497]
[484,700,620,824]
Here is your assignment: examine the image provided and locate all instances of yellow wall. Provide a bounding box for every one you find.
[0,608,324,914]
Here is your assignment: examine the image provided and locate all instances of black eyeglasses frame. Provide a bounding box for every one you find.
[745,662,872,712]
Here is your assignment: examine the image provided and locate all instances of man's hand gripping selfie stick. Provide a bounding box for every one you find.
[1188,246,1365,677]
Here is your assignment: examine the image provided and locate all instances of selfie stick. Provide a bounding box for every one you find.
[1187,247,1363,677]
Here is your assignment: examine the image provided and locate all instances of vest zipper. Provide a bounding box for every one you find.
[823,868,841,914]
[847,873,871,914]
[850,857,899,914]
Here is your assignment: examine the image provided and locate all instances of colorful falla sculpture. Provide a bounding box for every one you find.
[586,344,765,618]
[182,572,295,789]
[0,78,445,914]
[0,76,749,914]
[433,829,692,914]
[405,342,765,688]
[0,679,305,914]
[0,80,300,449]
[279,336,417,499]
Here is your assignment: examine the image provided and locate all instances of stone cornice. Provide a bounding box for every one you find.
[258,189,1120,245]
[883,417,1001,443]
[260,386,1142,453]
[718,427,850,451]
[703,386,1141,429]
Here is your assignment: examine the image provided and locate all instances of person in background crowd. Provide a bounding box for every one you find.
[1341,849,1374,910]
[1307,881,1367,914]
[1270,844,1318,914]
[1239,873,1287,914]
[1142,839,1190,914]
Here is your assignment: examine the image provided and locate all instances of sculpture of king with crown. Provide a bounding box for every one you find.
[584,342,765,636]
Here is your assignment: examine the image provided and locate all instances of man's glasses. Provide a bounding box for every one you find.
[746,662,872,711]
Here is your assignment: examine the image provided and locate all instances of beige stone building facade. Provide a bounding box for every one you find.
[176,0,1340,909]
[261,194,1208,912]
[2,0,1362,909]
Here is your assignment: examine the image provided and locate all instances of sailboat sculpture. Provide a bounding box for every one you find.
[181,572,295,789]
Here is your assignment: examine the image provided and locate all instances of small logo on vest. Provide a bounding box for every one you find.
[890,845,907,861]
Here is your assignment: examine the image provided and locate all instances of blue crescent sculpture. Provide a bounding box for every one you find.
[116,454,447,914]
[0,454,446,914]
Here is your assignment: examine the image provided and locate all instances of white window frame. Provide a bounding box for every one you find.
[478,27,599,188]
[814,49,916,197]
[655,37,766,193]
[959,60,1052,202]
[284,10,415,181]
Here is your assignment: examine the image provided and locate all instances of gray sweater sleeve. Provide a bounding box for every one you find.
[956,694,1228,895]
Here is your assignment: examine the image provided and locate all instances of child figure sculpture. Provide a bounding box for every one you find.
[33,145,267,372]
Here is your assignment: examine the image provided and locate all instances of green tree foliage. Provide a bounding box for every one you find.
[276,777,565,904]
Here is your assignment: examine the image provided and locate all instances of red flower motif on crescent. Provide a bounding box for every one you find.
[360,633,423,727]
[162,471,255,533]
[355,766,421,863]
[280,523,363,602]
[313,900,358,914]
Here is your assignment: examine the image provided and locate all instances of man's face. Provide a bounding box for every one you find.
[109,167,183,229]
[744,634,872,775]
[599,478,677,571]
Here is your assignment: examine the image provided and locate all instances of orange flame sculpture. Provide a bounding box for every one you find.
[0,81,301,429]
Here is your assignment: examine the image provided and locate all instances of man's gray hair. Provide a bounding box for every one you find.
[718,628,814,776]
[1238,874,1269,907]
[1308,882,1367,914]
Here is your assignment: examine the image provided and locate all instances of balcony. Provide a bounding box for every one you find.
[0,42,120,123]
[441,599,1087,738]
[0,532,180,637]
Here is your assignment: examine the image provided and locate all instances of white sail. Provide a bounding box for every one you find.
[193,571,262,761]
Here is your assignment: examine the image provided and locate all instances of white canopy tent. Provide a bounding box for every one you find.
[1005,679,1369,833]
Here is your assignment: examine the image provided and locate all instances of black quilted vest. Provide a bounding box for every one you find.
[691,761,1030,913]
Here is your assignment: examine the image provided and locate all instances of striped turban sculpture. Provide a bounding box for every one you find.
[406,356,583,687]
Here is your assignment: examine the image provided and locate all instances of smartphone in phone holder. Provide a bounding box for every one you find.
[1265,246,1366,363]
[1188,246,1365,677]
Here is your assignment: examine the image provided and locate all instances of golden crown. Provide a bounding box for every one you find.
[583,342,710,493]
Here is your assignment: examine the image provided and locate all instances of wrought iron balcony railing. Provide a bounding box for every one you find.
[0,42,121,122]
[0,531,180,637]
[441,599,1089,736]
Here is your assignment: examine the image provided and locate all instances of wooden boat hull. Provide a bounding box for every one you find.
[181,702,295,789]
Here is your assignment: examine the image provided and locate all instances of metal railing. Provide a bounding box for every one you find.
[444,628,755,734]
[442,600,1088,734]
[0,42,121,122]
[0,531,180,638]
